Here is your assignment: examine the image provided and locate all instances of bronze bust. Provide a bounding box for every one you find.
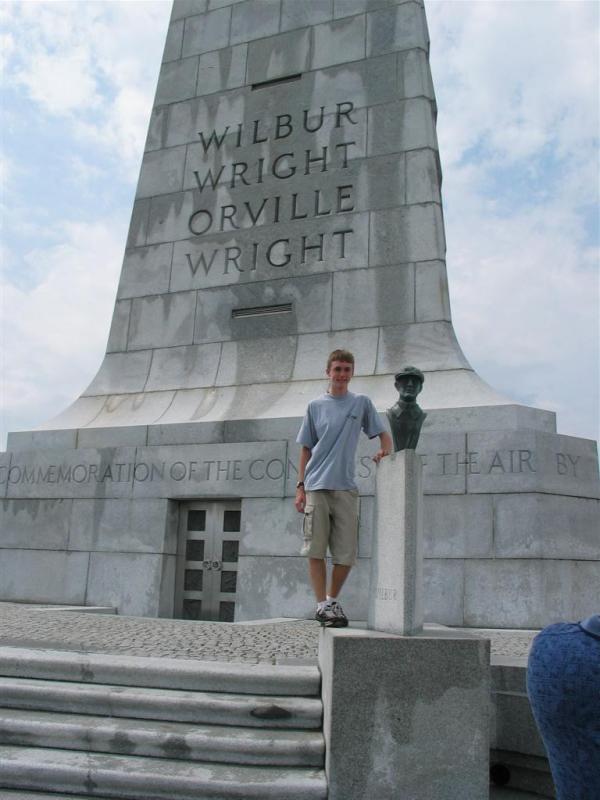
[386,366,427,451]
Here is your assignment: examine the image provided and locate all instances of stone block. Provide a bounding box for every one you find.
[197,44,248,94]
[230,0,280,45]
[69,499,177,554]
[367,2,429,56]
[155,57,199,106]
[0,499,72,550]
[397,47,435,100]
[171,0,207,21]
[147,421,225,446]
[105,300,130,353]
[368,97,437,156]
[126,198,150,248]
[182,6,231,57]
[146,343,222,391]
[223,416,299,442]
[312,15,366,70]
[128,292,196,351]
[424,494,493,558]
[376,322,469,373]
[216,336,296,385]
[335,0,420,18]
[3,447,137,500]
[76,427,148,449]
[86,552,174,616]
[165,90,245,148]
[247,27,310,84]
[0,550,89,604]
[145,106,170,152]
[145,190,196,245]
[370,204,445,264]
[25,397,108,436]
[415,260,451,322]
[131,441,287,499]
[6,430,78,452]
[319,628,490,800]
[493,493,599,560]
[332,264,414,330]
[368,450,424,634]
[87,392,175,429]
[354,153,406,210]
[424,404,556,435]
[466,430,600,499]
[235,554,371,621]
[136,146,187,199]
[292,328,379,381]
[281,0,333,31]
[464,559,600,628]
[423,558,465,625]
[193,273,333,343]
[163,19,184,62]
[406,148,441,204]
[117,244,173,300]
[82,352,152,396]
[240,497,304,556]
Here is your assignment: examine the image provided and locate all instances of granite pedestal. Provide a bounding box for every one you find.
[319,627,490,800]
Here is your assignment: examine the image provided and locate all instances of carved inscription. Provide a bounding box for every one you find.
[375,586,398,602]
[185,101,360,280]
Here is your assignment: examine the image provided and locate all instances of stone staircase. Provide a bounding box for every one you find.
[0,646,327,799]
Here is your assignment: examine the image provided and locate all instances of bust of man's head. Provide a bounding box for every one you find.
[394,366,424,404]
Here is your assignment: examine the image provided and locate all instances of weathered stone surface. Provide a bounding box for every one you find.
[162,19,184,63]
[367,2,429,56]
[76,426,148,449]
[230,0,280,45]
[368,451,423,635]
[146,343,222,391]
[155,57,199,106]
[136,146,187,199]
[171,0,207,22]
[117,244,173,300]
[3,447,137,501]
[216,337,296,385]
[106,300,130,353]
[320,628,490,800]
[69,499,177,555]
[6,430,78,452]
[86,552,176,617]
[312,15,366,70]
[331,264,414,330]
[82,352,152,396]
[181,6,231,57]
[197,44,248,94]
[493,493,599,559]
[0,550,89,604]
[240,498,304,556]
[131,441,288,499]
[370,205,445,265]
[281,0,333,31]
[368,98,437,156]
[0,499,72,550]
[128,292,196,351]
[423,558,465,626]
[415,260,451,322]
[247,27,311,84]
[424,494,493,558]
[377,322,469,373]
[464,559,600,628]
[292,328,379,381]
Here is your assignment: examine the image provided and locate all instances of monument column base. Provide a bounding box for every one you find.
[319,627,490,800]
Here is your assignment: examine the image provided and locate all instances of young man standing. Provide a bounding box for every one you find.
[295,349,392,627]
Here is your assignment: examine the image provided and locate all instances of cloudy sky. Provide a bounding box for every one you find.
[1,0,598,450]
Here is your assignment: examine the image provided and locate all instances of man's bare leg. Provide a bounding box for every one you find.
[329,564,352,598]
[309,558,327,602]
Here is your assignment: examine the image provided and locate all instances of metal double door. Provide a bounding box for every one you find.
[176,500,241,622]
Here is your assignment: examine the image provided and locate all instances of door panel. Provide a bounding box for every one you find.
[175,500,241,621]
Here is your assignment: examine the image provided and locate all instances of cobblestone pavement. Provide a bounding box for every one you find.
[0,603,537,664]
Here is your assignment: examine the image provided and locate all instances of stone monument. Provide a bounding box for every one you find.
[1,0,598,627]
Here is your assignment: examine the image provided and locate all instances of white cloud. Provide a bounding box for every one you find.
[1,218,127,438]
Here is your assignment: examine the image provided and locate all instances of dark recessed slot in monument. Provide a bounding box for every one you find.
[223,510,241,532]
[219,601,235,622]
[187,510,206,531]
[251,73,302,90]
[232,303,292,319]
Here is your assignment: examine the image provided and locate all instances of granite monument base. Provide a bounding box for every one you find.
[368,449,423,635]
[319,626,490,800]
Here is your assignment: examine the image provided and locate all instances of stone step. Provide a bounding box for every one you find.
[0,647,320,696]
[0,708,324,766]
[0,746,328,800]
[1,793,117,800]
[0,676,322,729]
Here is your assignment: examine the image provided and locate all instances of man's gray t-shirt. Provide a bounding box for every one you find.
[296,392,385,491]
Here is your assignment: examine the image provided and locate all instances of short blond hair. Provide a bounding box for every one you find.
[326,349,355,370]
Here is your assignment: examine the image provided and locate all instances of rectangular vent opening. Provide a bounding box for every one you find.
[232,303,293,319]
[251,73,302,91]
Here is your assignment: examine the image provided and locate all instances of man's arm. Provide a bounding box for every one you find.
[294,446,311,512]
[372,431,393,463]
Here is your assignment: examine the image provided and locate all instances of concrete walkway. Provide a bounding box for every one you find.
[0,603,536,665]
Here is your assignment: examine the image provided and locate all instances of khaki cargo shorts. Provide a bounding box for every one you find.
[301,489,359,566]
